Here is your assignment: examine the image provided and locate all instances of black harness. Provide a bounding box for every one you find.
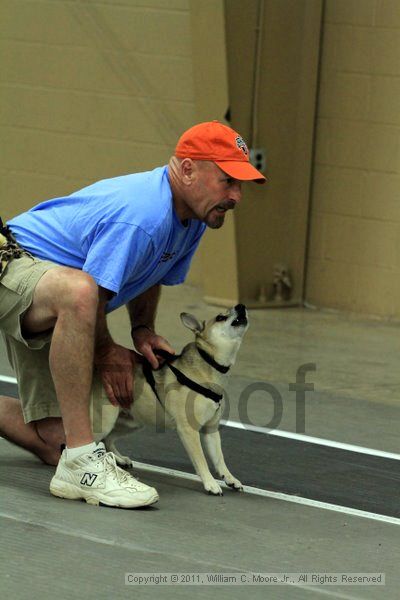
[142,347,230,405]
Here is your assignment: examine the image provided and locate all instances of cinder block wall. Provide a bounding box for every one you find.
[224,0,322,307]
[0,0,196,220]
[2,0,400,319]
[306,0,400,318]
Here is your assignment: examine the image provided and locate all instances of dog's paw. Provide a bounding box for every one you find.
[204,478,223,496]
[114,454,134,468]
[223,474,244,491]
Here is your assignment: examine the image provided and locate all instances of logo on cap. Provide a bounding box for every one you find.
[235,136,248,156]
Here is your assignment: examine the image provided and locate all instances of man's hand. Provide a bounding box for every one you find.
[94,343,137,409]
[132,327,175,369]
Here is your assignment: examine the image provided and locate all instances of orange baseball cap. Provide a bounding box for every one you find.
[175,121,266,184]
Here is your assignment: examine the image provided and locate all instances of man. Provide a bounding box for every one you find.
[0,121,265,508]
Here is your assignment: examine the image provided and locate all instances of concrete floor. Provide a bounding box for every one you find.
[0,283,399,599]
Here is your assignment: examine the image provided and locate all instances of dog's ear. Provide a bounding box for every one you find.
[180,312,204,334]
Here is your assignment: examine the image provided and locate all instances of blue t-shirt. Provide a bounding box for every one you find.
[8,166,206,313]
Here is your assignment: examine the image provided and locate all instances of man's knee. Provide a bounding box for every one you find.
[59,271,99,322]
[49,269,98,312]
[26,268,99,332]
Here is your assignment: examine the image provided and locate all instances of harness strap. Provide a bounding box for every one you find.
[153,347,230,375]
[196,347,230,374]
[142,359,163,405]
[141,349,223,405]
[165,362,223,403]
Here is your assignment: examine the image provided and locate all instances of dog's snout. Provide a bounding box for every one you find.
[235,304,247,315]
[231,304,248,327]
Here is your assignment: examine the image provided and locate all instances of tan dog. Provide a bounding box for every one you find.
[91,304,248,495]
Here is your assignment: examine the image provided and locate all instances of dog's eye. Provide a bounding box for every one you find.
[215,314,228,322]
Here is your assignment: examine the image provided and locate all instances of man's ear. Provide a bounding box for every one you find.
[180,158,196,185]
[180,312,204,333]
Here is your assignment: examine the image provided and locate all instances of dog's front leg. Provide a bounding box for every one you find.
[202,427,243,491]
[103,414,140,468]
[176,424,224,495]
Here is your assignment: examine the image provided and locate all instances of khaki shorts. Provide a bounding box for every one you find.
[0,254,61,423]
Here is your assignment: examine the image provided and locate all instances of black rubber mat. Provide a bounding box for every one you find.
[117,425,400,518]
[0,381,18,398]
[1,380,398,518]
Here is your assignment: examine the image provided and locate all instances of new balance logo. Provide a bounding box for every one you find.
[80,472,98,486]
[92,448,105,458]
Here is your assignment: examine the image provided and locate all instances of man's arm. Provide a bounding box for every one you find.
[94,285,174,408]
[95,286,114,350]
[126,284,161,332]
[94,287,137,409]
[127,284,175,369]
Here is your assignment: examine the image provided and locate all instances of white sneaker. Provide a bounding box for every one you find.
[49,443,159,508]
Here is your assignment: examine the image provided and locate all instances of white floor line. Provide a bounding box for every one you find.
[221,420,400,461]
[1,373,399,460]
[133,461,400,526]
[0,374,17,384]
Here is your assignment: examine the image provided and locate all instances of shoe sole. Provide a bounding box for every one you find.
[50,480,159,508]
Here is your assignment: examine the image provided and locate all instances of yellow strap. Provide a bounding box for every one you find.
[0,232,8,248]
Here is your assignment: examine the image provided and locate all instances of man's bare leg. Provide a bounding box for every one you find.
[21,267,99,449]
[0,266,160,507]
[0,396,64,465]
